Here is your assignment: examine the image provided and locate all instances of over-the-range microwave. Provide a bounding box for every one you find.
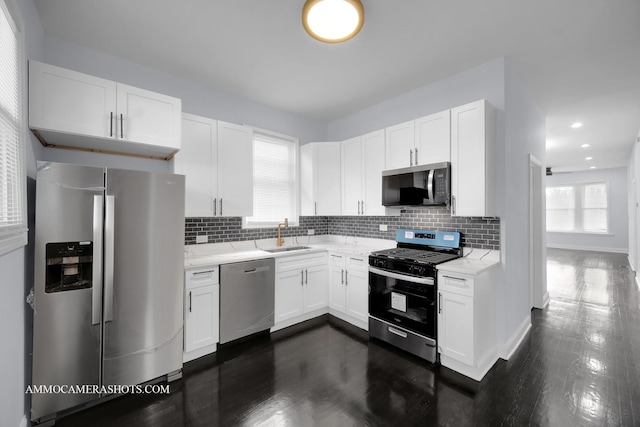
[381,162,450,207]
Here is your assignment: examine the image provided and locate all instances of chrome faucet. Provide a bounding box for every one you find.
[277,218,289,247]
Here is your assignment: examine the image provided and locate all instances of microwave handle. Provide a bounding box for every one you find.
[427,169,434,201]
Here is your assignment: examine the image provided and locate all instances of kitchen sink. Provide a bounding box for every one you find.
[263,246,310,253]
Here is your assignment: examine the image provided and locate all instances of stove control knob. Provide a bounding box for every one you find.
[376,259,386,269]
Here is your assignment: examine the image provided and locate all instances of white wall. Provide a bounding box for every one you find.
[499,60,546,352]
[546,167,628,253]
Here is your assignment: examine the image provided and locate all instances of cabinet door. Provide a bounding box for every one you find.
[385,120,415,170]
[217,121,254,216]
[29,60,117,138]
[451,100,494,217]
[341,136,362,215]
[345,267,369,324]
[315,142,342,215]
[415,110,450,165]
[329,265,346,312]
[438,290,474,365]
[304,264,329,312]
[300,143,315,216]
[275,270,305,324]
[116,83,181,149]
[184,284,219,353]
[176,114,217,217]
[362,130,386,216]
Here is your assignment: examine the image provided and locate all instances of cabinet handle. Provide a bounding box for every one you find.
[110,112,113,137]
[409,149,414,166]
[305,269,308,285]
[301,270,304,286]
[438,292,442,314]
[341,269,344,284]
[120,114,124,139]
[415,148,419,165]
[315,202,317,215]
[443,275,466,282]
[451,195,456,216]
[350,257,363,262]
[192,270,216,276]
[345,270,348,285]
[189,291,192,313]
[360,200,364,215]
[213,198,217,216]
[220,199,223,216]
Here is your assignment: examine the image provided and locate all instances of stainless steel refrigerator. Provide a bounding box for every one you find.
[31,162,185,424]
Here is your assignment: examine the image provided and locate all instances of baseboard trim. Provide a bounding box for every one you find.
[271,308,329,333]
[540,291,550,309]
[499,315,531,360]
[628,255,636,272]
[547,243,627,254]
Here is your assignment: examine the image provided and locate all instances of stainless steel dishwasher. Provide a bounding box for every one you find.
[219,258,275,344]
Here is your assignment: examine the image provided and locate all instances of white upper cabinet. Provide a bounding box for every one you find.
[341,130,386,216]
[300,142,342,216]
[175,114,253,217]
[415,110,451,164]
[361,130,386,216]
[217,121,254,217]
[341,136,363,216]
[176,114,217,217]
[385,120,415,170]
[450,100,495,217]
[29,61,181,159]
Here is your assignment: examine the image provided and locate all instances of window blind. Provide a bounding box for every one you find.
[245,132,297,225]
[0,0,27,255]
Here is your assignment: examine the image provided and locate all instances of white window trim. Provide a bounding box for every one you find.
[546,180,610,235]
[242,127,300,229]
[0,0,28,257]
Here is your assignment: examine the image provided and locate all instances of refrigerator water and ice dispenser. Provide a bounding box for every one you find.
[45,241,93,293]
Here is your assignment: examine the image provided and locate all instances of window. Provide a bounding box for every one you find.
[0,0,27,256]
[546,182,609,233]
[243,130,298,228]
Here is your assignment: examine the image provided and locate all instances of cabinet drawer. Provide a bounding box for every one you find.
[438,272,474,297]
[328,252,346,266]
[186,266,219,289]
[276,252,328,272]
[346,255,368,271]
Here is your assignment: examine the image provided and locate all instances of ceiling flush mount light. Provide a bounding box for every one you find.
[585,156,593,160]
[571,122,583,129]
[302,0,365,43]
[581,143,590,148]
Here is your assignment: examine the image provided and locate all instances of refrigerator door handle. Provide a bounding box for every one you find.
[92,195,104,325]
[104,195,116,322]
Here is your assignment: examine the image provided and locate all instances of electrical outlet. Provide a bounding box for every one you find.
[307,229,315,235]
[379,224,388,232]
[196,235,208,244]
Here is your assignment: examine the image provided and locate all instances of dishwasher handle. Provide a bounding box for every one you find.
[244,266,271,274]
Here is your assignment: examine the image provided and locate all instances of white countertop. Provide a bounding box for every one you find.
[184,235,396,269]
[436,248,500,275]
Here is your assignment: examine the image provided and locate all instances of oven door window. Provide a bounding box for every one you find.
[369,271,436,339]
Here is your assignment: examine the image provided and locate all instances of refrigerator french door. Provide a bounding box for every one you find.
[31,162,185,423]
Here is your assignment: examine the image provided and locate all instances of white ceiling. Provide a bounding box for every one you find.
[34,0,640,172]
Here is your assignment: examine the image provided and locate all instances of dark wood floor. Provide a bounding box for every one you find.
[55,249,640,426]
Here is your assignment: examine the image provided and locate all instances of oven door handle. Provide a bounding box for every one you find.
[369,266,435,285]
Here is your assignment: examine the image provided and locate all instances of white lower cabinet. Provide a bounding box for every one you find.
[184,266,220,363]
[329,253,369,330]
[273,252,328,330]
[437,267,497,381]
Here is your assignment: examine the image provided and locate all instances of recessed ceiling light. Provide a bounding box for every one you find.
[585,157,593,160]
[302,0,365,43]
[571,122,583,129]
[581,144,590,148]
[590,166,596,169]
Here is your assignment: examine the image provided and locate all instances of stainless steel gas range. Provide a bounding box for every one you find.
[368,229,461,362]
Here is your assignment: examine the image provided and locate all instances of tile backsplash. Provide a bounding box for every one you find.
[185,206,500,250]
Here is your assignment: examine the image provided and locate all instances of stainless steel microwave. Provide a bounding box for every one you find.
[382,162,450,207]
